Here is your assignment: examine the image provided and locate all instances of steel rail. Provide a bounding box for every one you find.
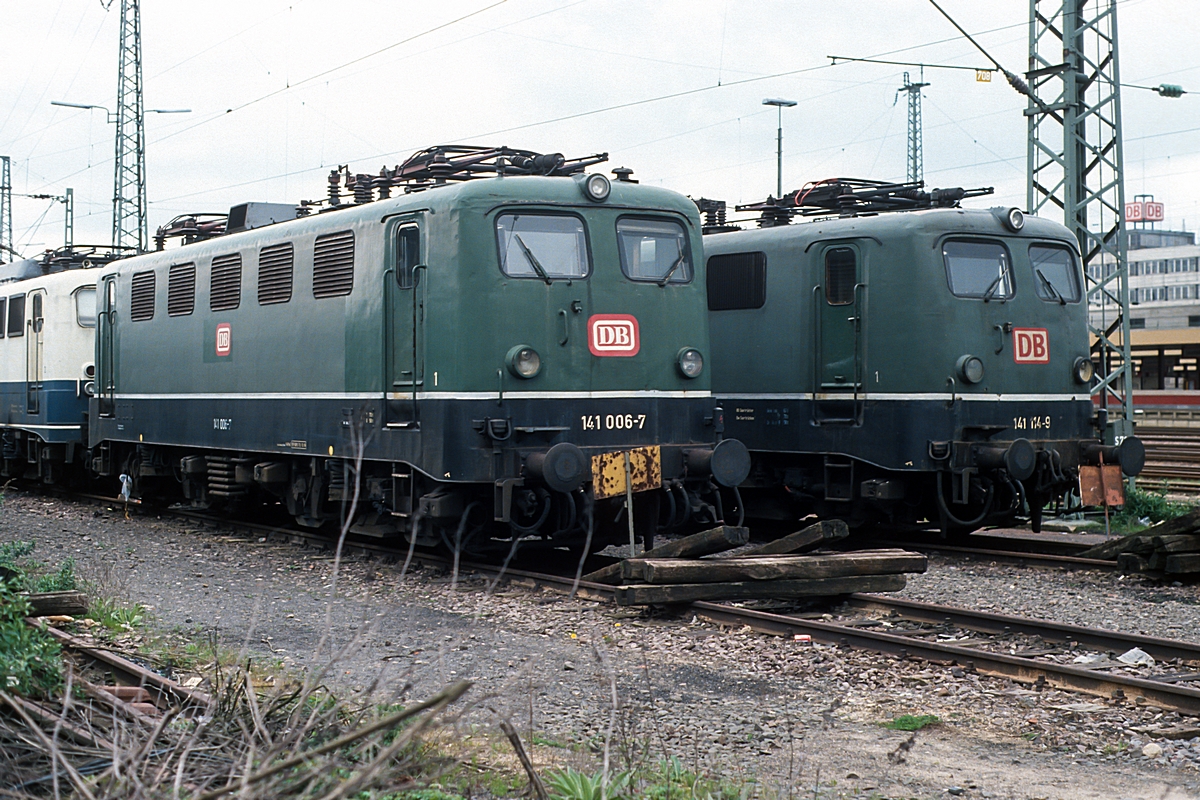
[867,541,1118,571]
[688,602,1200,715]
[41,626,213,711]
[844,593,1200,662]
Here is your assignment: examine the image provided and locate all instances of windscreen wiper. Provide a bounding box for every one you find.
[658,251,687,287]
[1035,268,1066,305]
[514,234,553,285]
[981,273,1004,302]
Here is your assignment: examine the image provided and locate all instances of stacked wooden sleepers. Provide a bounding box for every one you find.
[1079,508,1200,576]
[583,520,927,606]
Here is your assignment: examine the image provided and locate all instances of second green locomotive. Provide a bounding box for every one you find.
[701,180,1143,535]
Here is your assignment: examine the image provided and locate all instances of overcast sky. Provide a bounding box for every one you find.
[2,0,1197,255]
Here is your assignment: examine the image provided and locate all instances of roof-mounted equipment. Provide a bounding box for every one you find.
[735,178,995,227]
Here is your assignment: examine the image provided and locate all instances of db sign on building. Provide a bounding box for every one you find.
[588,314,640,357]
[1126,200,1165,222]
[1012,327,1049,364]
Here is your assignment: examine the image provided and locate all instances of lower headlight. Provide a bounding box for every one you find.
[956,354,984,384]
[677,348,703,378]
[1073,356,1095,384]
[506,345,541,379]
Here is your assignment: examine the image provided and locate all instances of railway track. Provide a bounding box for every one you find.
[1137,426,1200,494]
[36,488,1200,715]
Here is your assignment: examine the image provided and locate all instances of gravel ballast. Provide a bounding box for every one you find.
[4,490,1200,799]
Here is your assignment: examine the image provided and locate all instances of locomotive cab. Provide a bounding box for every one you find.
[704,181,1142,536]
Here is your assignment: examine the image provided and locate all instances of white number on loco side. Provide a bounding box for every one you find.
[580,414,647,431]
[1012,415,1051,431]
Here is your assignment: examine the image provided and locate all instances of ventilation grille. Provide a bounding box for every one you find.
[313,231,355,298]
[130,271,156,321]
[707,252,767,311]
[210,253,242,311]
[167,264,196,317]
[258,243,294,305]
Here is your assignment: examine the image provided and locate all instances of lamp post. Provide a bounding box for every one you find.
[762,98,797,198]
[52,101,189,250]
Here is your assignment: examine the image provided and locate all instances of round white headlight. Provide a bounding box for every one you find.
[677,348,703,379]
[957,354,984,384]
[1005,207,1025,231]
[1073,356,1095,384]
[583,173,611,202]
[506,345,541,379]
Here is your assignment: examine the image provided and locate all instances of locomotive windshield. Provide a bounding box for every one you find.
[943,239,1014,301]
[616,217,691,284]
[1029,243,1082,303]
[496,213,589,280]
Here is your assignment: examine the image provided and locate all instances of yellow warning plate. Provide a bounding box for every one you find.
[591,446,662,500]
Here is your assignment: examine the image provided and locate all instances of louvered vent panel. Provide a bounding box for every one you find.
[258,243,294,305]
[167,263,196,316]
[312,231,355,298]
[130,271,156,321]
[210,253,242,311]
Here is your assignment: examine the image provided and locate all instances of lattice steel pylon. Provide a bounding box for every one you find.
[0,156,12,262]
[897,70,930,184]
[1026,0,1133,444]
[112,0,147,252]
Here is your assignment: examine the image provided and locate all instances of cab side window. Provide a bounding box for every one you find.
[7,295,25,336]
[707,252,766,310]
[0,296,6,338]
[396,226,420,289]
[824,247,856,305]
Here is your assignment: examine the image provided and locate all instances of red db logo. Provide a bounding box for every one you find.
[588,314,639,357]
[1012,327,1049,364]
[215,323,232,356]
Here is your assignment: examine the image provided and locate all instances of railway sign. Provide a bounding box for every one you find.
[588,314,640,357]
[1126,200,1165,222]
[1012,328,1049,364]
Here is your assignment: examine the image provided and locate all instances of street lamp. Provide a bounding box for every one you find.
[52,101,190,251]
[51,100,191,121]
[763,98,797,198]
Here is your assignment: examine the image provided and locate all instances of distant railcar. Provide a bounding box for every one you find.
[700,179,1143,535]
[0,249,123,483]
[89,147,749,555]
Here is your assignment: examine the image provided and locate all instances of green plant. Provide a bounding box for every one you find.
[31,558,76,593]
[546,766,632,800]
[88,596,145,630]
[1122,486,1192,523]
[883,714,940,731]
[642,756,746,800]
[0,579,62,698]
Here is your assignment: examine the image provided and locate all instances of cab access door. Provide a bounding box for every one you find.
[813,243,864,424]
[25,290,45,415]
[97,276,117,417]
[385,219,425,427]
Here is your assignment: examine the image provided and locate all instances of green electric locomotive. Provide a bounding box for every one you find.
[89,147,749,555]
[700,179,1143,535]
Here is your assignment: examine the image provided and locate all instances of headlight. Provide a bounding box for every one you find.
[677,347,703,379]
[1073,356,1095,384]
[579,172,611,202]
[506,345,541,379]
[1004,207,1024,231]
[956,354,984,384]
